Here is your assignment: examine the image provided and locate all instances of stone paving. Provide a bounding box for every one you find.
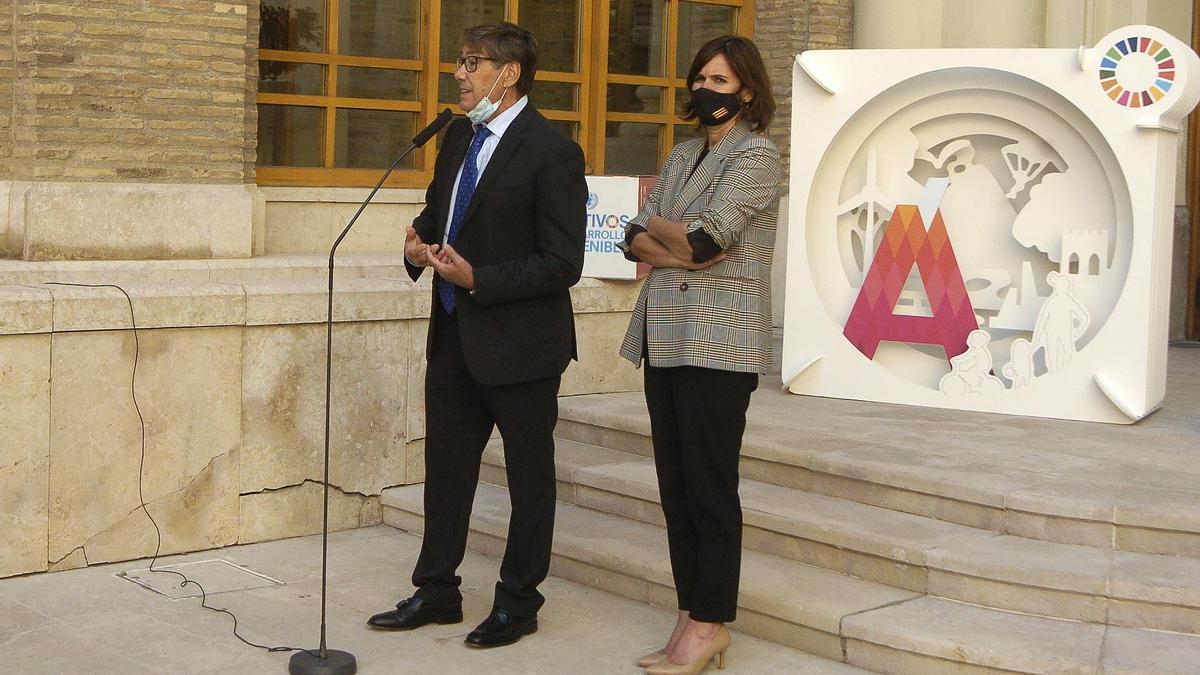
[0,526,866,674]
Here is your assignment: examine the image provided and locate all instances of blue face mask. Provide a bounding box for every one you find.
[466,68,509,125]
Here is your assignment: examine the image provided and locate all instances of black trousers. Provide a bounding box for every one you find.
[643,362,757,623]
[411,306,560,617]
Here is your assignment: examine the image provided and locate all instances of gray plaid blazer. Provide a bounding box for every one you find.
[618,121,783,373]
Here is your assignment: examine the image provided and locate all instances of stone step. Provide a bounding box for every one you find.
[381,483,1200,674]
[479,437,642,506]
[554,394,1200,558]
[382,481,920,663]
[481,443,1200,634]
[841,595,1200,675]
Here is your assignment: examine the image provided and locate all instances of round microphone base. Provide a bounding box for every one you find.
[288,649,357,675]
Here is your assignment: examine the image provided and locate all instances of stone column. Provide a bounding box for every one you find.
[2,0,259,261]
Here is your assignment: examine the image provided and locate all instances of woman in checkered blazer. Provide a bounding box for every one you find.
[616,36,783,675]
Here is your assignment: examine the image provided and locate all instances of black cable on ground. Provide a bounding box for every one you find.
[47,282,306,655]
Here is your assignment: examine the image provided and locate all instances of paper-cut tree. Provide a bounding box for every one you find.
[1012,170,1110,264]
[843,179,980,362]
[1002,142,1055,199]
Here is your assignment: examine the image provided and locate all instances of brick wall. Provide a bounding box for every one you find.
[243,0,259,184]
[10,1,253,184]
[755,0,853,177]
[1,0,13,176]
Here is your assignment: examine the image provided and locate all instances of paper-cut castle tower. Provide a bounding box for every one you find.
[1060,229,1109,276]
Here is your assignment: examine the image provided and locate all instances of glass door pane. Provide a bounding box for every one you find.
[260,0,328,52]
[339,0,420,58]
[537,81,581,111]
[674,123,699,146]
[607,84,663,114]
[258,105,325,167]
[441,0,507,63]
[438,73,461,106]
[676,2,737,78]
[608,0,664,77]
[334,109,418,169]
[519,0,580,73]
[549,120,580,142]
[605,122,661,176]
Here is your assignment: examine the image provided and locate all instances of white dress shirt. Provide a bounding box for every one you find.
[442,95,529,243]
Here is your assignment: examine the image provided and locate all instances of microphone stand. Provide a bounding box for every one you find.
[289,108,455,675]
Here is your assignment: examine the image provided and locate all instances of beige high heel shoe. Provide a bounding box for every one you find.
[645,626,730,674]
[636,649,667,667]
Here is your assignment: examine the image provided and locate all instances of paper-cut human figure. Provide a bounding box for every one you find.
[939,329,1005,396]
[1001,338,1034,389]
[1031,271,1091,373]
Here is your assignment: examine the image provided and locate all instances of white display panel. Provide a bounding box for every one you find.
[784,26,1200,423]
[583,176,642,280]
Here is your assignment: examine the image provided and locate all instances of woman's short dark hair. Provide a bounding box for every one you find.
[462,22,538,95]
[681,35,775,133]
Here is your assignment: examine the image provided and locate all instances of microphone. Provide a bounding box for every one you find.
[290,107,456,675]
[413,107,455,148]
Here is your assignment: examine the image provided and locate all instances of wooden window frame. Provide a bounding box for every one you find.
[255,0,754,187]
[588,0,754,174]
[257,0,441,187]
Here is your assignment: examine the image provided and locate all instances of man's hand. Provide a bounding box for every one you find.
[428,243,474,290]
[404,226,435,267]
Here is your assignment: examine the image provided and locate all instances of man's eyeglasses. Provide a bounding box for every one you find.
[456,55,498,73]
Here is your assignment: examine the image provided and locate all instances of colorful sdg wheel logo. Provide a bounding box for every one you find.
[1099,36,1175,108]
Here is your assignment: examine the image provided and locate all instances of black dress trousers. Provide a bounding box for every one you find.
[643,361,757,623]
[411,303,560,618]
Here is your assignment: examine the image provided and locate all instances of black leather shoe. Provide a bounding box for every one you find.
[464,608,538,648]
[367,595,463,631]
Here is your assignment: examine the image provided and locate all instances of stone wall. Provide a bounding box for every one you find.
[0,270,643,578]
[754,0,853,175]
[259,187,423,255]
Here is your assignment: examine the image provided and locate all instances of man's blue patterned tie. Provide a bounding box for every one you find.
[438,125,492,313]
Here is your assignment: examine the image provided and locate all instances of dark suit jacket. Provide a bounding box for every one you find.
[407,103,587,386]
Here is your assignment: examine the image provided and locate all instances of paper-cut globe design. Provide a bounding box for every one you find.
[807,69,1133,390]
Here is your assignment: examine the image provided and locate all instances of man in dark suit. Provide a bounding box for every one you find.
[366,22,587,649]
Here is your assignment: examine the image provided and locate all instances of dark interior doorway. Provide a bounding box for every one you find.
[1187,0,1200,339]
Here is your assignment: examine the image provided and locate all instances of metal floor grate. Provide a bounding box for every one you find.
[118,559,284,599]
